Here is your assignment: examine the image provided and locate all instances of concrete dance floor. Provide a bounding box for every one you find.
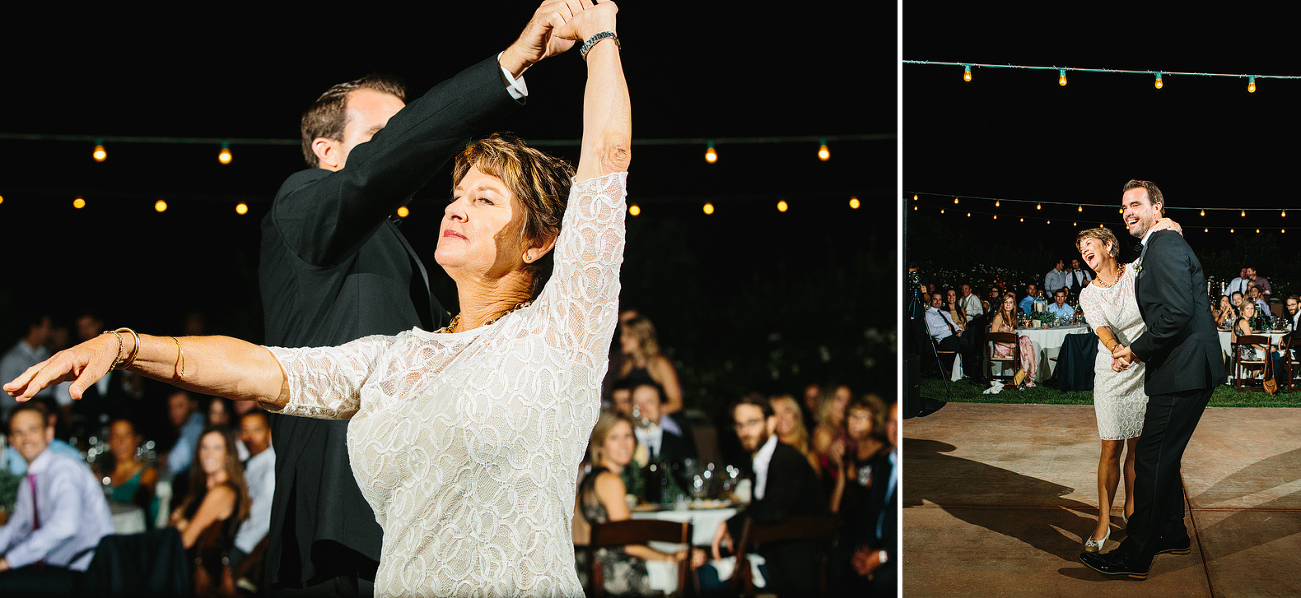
[903,402,1301,597]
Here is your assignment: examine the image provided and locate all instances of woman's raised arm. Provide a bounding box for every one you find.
[4,331,288,409]
[556,1,630,180]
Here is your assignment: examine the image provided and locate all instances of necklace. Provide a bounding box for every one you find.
[436,300,534,334]
[1093,263,1124,289]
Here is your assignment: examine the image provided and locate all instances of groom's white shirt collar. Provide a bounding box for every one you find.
[1140,226,1157,246]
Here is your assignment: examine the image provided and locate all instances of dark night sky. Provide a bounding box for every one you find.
[903,9,1301,267]
[1,5,894,395]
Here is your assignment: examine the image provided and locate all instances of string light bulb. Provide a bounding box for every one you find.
[817,139,830,161]
[1078,205,1083,212]
[954,197,959,204]
[777,200,789,213]
[397,206,409,218]
[1036,203,1042,210]
[235,202,249,215]
[849,197,860,209]
[218,142,232,165]
[1154,72,1163,89]
[913,194,918,201]
[1241,210,1246,217]
[703,202,714,215]
[995,200,1000,207]
[963,64,972,82]
[0,195,4,205]
[1058,69,1067,86]
[628,204,640,216]
[73,197,86,209]
[704,141,717,164]
[1283,210,1287,217]
[1200,209,1205,217]
[154,200,168,213]
[92,139,107,162]
[1248,76,1256,93]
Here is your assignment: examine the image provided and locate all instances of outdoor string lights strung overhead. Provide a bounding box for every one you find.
[909,192,1290,233]
[904,60,1301,92]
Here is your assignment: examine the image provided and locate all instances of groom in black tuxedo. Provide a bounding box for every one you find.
[258,5,577,596]
[1080,179,1222,580]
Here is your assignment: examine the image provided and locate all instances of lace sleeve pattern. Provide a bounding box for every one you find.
[264,335,396,420]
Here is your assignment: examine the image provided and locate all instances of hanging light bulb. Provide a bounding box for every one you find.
[817,139,830,161]
[235,202,249,215]
[1283,210,1287,217]
[995,200,1000,207]
[629,204,641,216]
[1036,203,1042,210]
[1248,76,1256,93]
[218,141,233,165]
[1200,209,1205,217]
[1046,220,1051,224]
[397,206,410,218]
[963,64,972,82]
[1241,210,1246,217]
[155,200,168,213]
[1204,228,1208,232]
[704,141,717,164]
[1078,205,1083,212]
[954,197,959,204]
[1058,69,1067,86]
[849,197,860,209]
[1154,72,1163,89]
[0,195,5,205]
[913,194,918,201]
[1019,217,1024,222]
[777,200,789,213]
[73,197,86,209]
[993,214,997,220]
[703,202,714,215]
[93,139,107,162]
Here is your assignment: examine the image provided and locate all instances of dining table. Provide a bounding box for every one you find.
[1218,329,1290,382]
[954,323,1091,382]
[629,502,761,593]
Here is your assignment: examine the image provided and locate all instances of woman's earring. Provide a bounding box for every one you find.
[524,252,533,263]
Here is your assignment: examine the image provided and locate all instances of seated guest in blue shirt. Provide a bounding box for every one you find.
[1047,290,1076,321]
[0,401,115,595]
[1018,283,1040,316]
[4,399,82,475]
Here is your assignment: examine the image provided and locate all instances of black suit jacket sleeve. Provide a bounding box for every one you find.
[727,442,825,540]
[272,55,523,267]
[1131,230,1200,361]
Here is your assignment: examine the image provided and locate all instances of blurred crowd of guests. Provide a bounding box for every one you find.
[573,310,897,597]
[0,310,275,596]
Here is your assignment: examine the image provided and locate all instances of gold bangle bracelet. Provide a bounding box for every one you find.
[115,327,141,370]
[171,336,186,381]
[104,330,126,369]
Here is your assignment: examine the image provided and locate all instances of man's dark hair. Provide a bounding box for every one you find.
[730,392,773,420]
[300,74,407,168]
[1122,179,1166,216]
[241,409,271,427]
[630,380,668,404]
[7,400,50,432]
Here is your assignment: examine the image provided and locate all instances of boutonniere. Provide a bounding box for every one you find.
[1132,258,1143,273]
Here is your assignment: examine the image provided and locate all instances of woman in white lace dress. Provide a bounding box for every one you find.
[1075,221,1181,554]
[5,3,628,596]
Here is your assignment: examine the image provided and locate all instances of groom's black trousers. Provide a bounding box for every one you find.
[1119,386,1213,564]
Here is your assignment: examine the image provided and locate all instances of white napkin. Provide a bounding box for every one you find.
[982,381,1005,394]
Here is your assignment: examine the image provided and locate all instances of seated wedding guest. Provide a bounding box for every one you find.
[165,390,205,477]
[960,283,984,320]
[1047,290,1076,320]
[1247,266,1272,300]
[984,286,1002,314]
[573,411,704,596]
[706,394,826,596]
[1227,268,1251,298]
[769,394,820,475]
[1045,259,1068,297]
[0,402,115,594]
[206,397,248,462]
[925,293,986,385]
[1246,283,1270,314]
[1018,283,1041,315]
[169,427,249,594]
[799,382,820,435]
[618,315,684,414]
[990,293,1038,388]
[828,394,893,596]
[1233,299,1269,377]
[609,377,635,416]
[944,288,967,331]
[4,399,82,475]
[0,313,55,418]
[630,381,696,465]
[1215,295,1238,329]
[98,417,160,527]
[231,410,275,578]
[810,384,852,479]
[856,401,898,597]
[1271,295,1301,381]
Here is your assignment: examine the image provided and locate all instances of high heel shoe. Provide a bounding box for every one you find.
[1084,527,1110,553]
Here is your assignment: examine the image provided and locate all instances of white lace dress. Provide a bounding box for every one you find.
[265,173,626,598]
[1078,263,1148,440]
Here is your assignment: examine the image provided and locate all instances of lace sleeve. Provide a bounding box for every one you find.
[264,334,396,420]
[1079,288,1110,334]
[531,172,627,369]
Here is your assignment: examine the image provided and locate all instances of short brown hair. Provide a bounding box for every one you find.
[452,133,575,298]
[1122,179,1166,216]
[300,74,407,168]
[1075,227,1120,261]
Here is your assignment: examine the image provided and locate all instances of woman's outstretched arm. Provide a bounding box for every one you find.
[4,332,288,408]
[557,0,630,180]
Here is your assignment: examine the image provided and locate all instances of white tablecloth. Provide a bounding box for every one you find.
[110,501,146,534]
[1219,330,1289,382]
[630,506,738,592]
[949,325,1090,382]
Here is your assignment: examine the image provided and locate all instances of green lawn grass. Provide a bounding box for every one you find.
[920,376,1301,407]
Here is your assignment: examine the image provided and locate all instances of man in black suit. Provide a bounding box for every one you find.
[709,394,826,596]
[628,380,696,464]
[1080,180,1222,580]
[258,6,575,596]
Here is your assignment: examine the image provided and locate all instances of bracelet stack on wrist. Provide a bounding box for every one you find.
[105,327,141,370]
[579,31,619,61]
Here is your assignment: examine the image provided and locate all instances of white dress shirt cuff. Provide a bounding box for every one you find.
[498,52,529,100]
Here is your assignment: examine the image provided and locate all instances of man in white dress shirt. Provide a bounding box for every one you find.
[0,314,54,419]
[233,410,276,578]
[925,293,986,385]
[959,284,984,319]
[1045,260,1068,297]
[0,401,114,594]
[1066,258,1094,300]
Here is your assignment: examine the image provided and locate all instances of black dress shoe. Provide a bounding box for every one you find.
[1155,536,1192,555]
[1079,550,1150,580]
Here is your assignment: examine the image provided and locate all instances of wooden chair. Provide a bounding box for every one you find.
[586,518,694,598]
[929,336,958,380]
[1233,334,1270,392]
[730,514,840,598]
[1280,335,1301,392]
[985,331,1019,383]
